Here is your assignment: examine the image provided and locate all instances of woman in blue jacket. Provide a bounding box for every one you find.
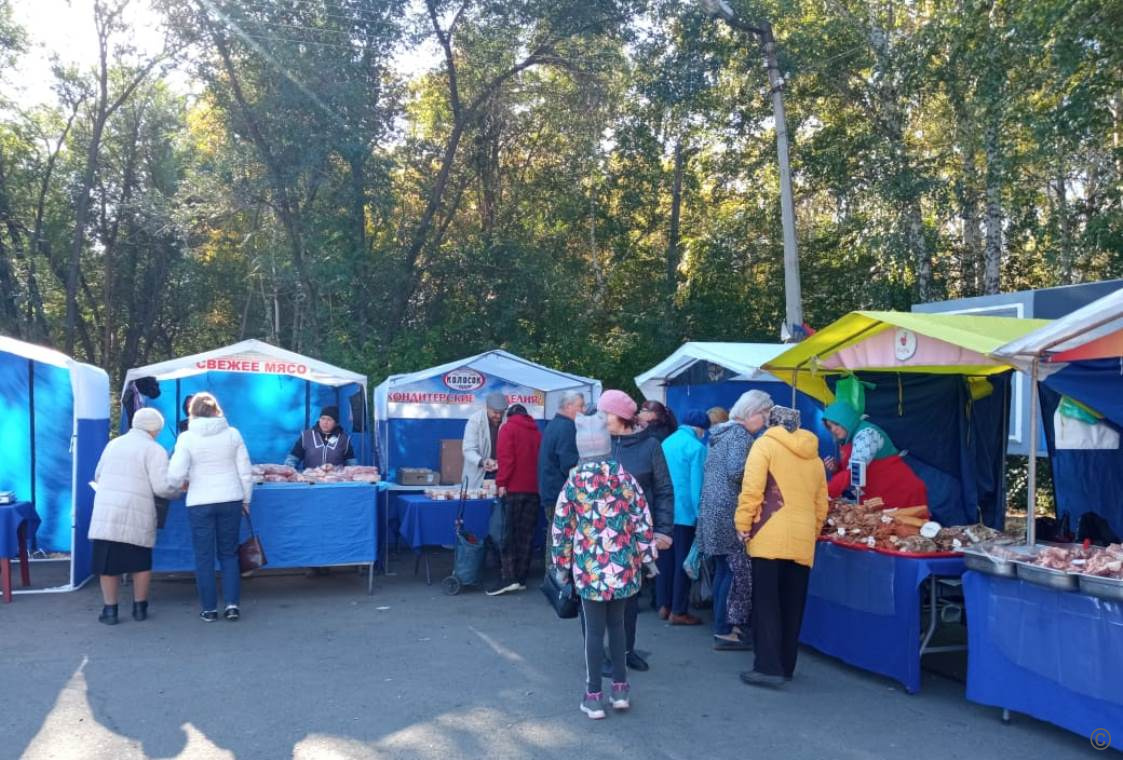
[657,409,710,625]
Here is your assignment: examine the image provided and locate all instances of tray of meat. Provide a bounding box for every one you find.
[962,544,1035,577]
[1016,545,1080,590]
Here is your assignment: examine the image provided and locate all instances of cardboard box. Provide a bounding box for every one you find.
[397,467,437,486]
[440,440,464,485]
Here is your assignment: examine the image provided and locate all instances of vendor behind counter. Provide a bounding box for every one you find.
[285,406,357,470]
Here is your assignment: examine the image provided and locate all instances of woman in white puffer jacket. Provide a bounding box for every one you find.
[168,392,253,622]
[89,407,181,626]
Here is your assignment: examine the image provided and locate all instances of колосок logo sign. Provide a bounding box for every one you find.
[443,369,485,392]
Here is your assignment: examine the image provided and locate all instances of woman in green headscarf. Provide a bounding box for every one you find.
[822,400,929,514]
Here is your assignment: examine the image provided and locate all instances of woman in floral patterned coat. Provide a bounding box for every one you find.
[552,413,655,719]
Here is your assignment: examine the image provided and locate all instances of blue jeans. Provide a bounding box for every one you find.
[712,554,733,635]
[187,501,242,611]
[655,524,695,615]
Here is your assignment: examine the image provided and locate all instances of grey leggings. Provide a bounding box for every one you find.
[581,597,628,694]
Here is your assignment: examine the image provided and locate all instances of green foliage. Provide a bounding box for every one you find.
[0,0,1117,404]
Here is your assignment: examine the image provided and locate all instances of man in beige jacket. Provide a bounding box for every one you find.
[461,392,507,489]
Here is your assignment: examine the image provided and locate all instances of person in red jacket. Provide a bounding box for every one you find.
[488,404,544,596]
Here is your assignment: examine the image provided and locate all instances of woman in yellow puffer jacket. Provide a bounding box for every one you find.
[734,405,828,687]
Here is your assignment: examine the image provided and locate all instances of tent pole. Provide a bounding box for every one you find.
[1026,358,1039,546]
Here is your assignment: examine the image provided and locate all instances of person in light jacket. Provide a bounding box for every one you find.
[168,392,253,623]
[657,408,710,625]
[88,408,181,625]
[734,405,829,687]
[461,392,507,489]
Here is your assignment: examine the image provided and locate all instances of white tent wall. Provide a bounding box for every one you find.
[0,336,109,594]
[373,349,601,478]
[635,342,790,403]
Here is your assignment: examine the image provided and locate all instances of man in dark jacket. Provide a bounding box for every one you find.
[597,389,675,673]
[284,406,356,470]
[537,391,586,521]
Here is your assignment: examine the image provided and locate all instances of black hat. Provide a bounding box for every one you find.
[182,394,195,416]
[319,406,340,424]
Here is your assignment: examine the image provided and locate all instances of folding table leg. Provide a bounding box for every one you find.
[17,523,30,587]
[424,551,432,586]
[1,558,10,603]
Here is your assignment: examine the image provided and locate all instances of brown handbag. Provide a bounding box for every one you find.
[238,510,267,573]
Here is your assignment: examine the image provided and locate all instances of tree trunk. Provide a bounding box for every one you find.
[906,201,931,302]
[65,110,106,357]
[983,120,1003,295]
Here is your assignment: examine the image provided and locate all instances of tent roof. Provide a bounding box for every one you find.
[376,349,599,395]
[764,311,1049,402]
[122,339,367,391]
[634,342,787,401]
[0,335,81,369]
[992,287,1123,369]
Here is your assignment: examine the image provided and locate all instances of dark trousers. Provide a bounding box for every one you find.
[751,557,810,678]
[187,500,242,612]
[580,580,642,656]
[581,597,628,693]
[655,524,695,615]
[500,493,539,584]
[712,554,733,635]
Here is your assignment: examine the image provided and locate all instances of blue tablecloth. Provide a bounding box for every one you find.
[800,541,966,693]
[0,501,39,558]
[964,571,1123,744]
[397,495,494,551]
[153,483,378,571]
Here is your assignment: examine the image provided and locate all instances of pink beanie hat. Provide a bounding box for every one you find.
[598,389,637,421]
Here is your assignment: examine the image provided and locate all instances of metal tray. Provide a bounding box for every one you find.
[1015,561,1079,590]
[962,544,1035,578]
[1078,574,1123,602]
[964,551,1017,577]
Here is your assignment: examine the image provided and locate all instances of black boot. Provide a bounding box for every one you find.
[98,604,118,625]
[132,601,148,621]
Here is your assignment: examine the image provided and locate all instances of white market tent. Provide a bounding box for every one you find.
[374,349,601,422]
[122,339,367,390]
[122,340,370,464]
[634,342,789,403]
[0,335,109,593]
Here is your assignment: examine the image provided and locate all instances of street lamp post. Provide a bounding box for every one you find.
[699,0,803,337]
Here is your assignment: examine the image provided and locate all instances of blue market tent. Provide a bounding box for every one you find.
[0,336,109,591]
[122,340,371,465]
[993,287,1123,542]
[634,342,832,455]
[373,350,601,481]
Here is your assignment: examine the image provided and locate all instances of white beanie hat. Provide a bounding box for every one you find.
[132,407,165,434]
[575,413,612,460]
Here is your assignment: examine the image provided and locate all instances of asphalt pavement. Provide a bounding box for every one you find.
[0,557,1100,759]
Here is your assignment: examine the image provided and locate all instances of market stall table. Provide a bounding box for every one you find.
[0,501,38,603]
[963,570,1123,744]
[153,482,378,593]
[800,540,967,693]
[396,494,494,585]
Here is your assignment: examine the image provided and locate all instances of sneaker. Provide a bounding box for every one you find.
[224,605,240,621]
[580,692,606,720]
[200,610,218,623]
[610,682,630,710]
[713,634,751,651]
[485,581,521,597]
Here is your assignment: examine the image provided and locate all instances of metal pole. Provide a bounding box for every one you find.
[760,22,803,333]
[1026,358,1039,546]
